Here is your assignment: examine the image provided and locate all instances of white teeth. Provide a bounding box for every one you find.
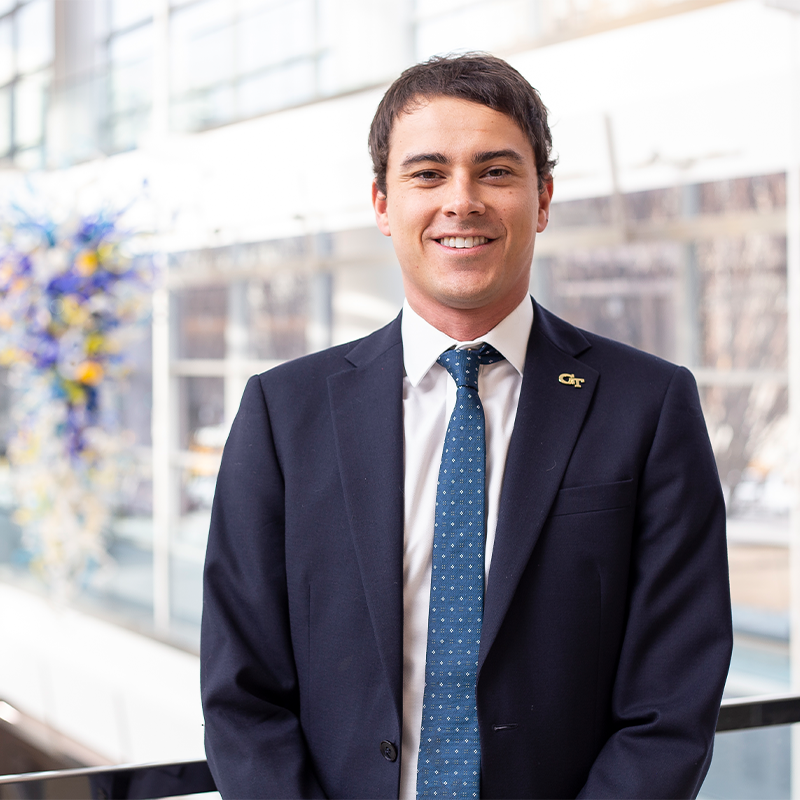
[439,236,488,248]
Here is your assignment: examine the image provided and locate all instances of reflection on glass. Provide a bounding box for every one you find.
[16,0,53,74]
[14,70,48,148]
[696,233,787,371]
[700,384,789,517]
[248,274,311,361]
[179,376,225,452]
[700,726,790,799]
[538,242,680,362]
[176,286,227,359]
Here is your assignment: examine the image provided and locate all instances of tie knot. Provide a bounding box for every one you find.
[437,343,505,389]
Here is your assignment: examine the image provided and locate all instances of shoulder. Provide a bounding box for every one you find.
[535,301,681,379]
[533,301,697,411]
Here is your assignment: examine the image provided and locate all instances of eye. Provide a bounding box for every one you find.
[484,167,511,179]
[414,170,442,182]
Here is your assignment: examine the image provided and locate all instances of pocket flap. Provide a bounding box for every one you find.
[549,478,635,517]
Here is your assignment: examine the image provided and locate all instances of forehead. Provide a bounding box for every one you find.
[387,96,534,167]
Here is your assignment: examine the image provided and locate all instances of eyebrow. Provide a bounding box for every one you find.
[399,149,526,169]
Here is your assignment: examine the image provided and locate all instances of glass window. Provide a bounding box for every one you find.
[179,376,225,452]
[239,58,314,117]
[247,274,312,361]
[176,286,227,360]
[170,0,319,130]
[110,0,153,32]
[16,0,53,74]
[106,110,148,153]
[238,0,314,74]
[109,23,153,121]
[170,0,235,95]
[110,20,153,64]
[13,69,48,148]
[0,86,10,156]
[416,0,529,60]
[0,17,13,85]
[702,726,790,797]
[110,57,153,115]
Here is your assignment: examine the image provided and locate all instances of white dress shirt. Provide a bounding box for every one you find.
[399,296,533,800]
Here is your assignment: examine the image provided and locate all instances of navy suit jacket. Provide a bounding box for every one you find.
[201,300,732,799]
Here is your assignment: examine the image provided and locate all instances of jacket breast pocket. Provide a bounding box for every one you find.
[549,478,635,517]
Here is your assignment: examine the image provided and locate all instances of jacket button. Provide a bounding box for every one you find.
[380,740,398,762]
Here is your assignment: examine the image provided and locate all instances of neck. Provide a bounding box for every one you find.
[407,294,526,341]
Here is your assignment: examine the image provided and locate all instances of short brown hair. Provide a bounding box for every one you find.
[369,53,557,196]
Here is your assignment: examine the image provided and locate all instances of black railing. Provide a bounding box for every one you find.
[0,758,215,799]
[2,694,800,799]
[716,692,800,732]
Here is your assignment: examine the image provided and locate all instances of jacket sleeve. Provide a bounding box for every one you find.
[201,376,326,799]
[578,366,733,799]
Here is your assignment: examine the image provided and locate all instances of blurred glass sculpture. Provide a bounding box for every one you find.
[0,208,150,596]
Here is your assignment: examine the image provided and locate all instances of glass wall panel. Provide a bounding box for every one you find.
[176,287,227,359]
[238,0,314,72]
[16,0,53,74]
[697,235,787,371]
[109,23,153,114]
[538,242,680,362]
[0,17,13,84]
[248,273,312,360]
[178,376,225,453]
[416,0,531,59]
[170,0,235,95]
[0,86,10,156]
[238,59,315,118]
[13,69,48,148]
[700,726,791,799]
[169,0,318,131]
[110,0,153,32]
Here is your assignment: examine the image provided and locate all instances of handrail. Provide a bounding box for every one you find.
[0,757,216,798]
[715,691,800,732]
[2,694,800,798]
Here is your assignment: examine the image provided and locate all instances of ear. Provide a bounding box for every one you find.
[536,179,554,233]
[372,181,391,237]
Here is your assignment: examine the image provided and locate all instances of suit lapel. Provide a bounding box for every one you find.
[479,304,598,672]
[327,318,405,724]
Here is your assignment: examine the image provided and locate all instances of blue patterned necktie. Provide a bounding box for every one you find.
[417,343,506,799]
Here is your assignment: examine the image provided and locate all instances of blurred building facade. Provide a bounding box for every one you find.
[0,0,797,795]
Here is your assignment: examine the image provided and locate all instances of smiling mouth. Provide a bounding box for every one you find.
[437,236,491,249]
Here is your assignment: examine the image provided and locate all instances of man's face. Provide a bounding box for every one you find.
[372,95,552,329]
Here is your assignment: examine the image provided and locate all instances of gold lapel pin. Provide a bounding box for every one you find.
[559,373,585,388]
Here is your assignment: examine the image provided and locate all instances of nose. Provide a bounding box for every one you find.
[441,174,485,218]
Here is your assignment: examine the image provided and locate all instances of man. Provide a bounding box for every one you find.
[201,54,732,799]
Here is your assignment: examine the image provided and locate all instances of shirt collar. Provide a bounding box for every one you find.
[401,296,533,387]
